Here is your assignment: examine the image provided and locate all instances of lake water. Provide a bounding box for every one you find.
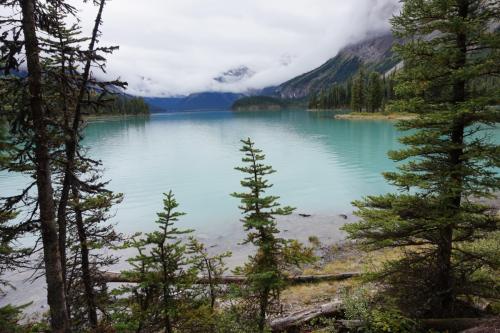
[81,109,403,235]
[4,109,496,238]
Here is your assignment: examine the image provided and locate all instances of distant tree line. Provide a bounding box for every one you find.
[84,95,150,115]
[232,96,287,111]
[308,69,397,112]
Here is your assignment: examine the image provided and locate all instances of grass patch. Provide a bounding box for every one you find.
[281,244,406,308]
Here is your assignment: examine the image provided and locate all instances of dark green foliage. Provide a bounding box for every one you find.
[0,304,28,333]
[342,286,420,333]
[308,71,396,111]
[308,79,352,110]
[1,1,131,330]
[0,208,25,290]
[86,95,150,115]
[0,96,30,294]
[231,96,288,111]
[0,303,51,333]
[367,308,419,333]
[114,191,197,333]
[38,4,127,330]
[366,72,384,112]
[187,237,231,310]
[65,189,124,330]
[343,0,500,318]
[232,138,315,332]
[351,68,366,112]
[0,119,9,167]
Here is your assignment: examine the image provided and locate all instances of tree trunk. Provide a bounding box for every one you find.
[434,0,469,317]
[57,0,106,280]
[270,300,343,332]
[258,287,270,333]
[160,246,174,333]
[436,225,454,316]
[72,187,98,328]
[206,258,216,310]
[19,1,70,331]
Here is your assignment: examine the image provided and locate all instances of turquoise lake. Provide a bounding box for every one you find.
[3,109,497,237]
[84,109,401,235]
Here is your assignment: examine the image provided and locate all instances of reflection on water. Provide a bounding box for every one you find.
[6,110,496,236]
[80,110,404,235]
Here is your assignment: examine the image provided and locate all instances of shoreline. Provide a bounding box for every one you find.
[83,113,150,122]
[306,109,418,121]
[0,211,356,317]
[335,112,417,121]
[2,194,498,319]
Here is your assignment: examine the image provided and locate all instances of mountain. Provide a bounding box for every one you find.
[144,92,244,112]
[214,66,255,84]
[144,32,400,111]
[273,32,400,99]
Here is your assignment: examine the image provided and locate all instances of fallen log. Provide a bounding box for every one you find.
[97,271,361,285]
[270,307,498,333]
[270,300,344,332]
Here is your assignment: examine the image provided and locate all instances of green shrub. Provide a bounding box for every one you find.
[368,308,418,333]
[341,286,372,322]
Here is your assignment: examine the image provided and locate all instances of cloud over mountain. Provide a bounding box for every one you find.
[72,0,400,97]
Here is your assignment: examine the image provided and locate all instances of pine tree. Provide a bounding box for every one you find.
[308,92,317,109]
[0,204,25,292]
[1,1,125,330]
[41,3,126,329]
[343,0,500,318]
[117,191,196,333]
[18,1,70,330]
[366,72,383,112]
[187,237,231,311]
[351,68,366,112]
[232,138,314,332]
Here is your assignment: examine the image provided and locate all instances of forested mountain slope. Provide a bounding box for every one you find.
[273,33,400,99]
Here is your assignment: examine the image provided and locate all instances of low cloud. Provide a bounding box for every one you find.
[73,0,400,97]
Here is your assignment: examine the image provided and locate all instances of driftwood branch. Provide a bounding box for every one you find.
[96,271,361,285]
[270,300,344,331]
[269,298,497,332]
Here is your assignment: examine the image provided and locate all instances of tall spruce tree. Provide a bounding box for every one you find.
[42,2,126,329]
[18,1,70,330]
[232,138,314,332]
[351,68,366,112]
[1,1,124,330]
[343,0,500,318]
[366,72,383,112]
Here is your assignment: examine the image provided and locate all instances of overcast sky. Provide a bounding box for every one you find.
[72,0,400,97]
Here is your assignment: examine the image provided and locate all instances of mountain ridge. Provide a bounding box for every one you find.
[273,32,399,99]
[142,32,399,111]
[144,92,244,112]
